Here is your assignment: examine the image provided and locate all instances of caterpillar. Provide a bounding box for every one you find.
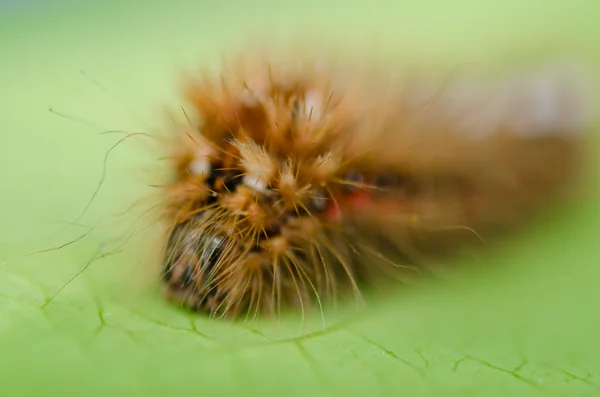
[157,51,595,319]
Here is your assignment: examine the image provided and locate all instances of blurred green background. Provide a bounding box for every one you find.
[1,0,599,396]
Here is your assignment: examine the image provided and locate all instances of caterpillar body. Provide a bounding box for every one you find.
[158,53,595,319]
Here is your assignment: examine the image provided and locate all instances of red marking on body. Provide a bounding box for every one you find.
[326,189,377,222]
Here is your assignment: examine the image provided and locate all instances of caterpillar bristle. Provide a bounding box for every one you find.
[158,50,595,320]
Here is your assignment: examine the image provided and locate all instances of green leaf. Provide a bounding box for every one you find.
[1,1,599,396]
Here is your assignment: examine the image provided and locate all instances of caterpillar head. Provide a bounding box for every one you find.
[160,58,368,318]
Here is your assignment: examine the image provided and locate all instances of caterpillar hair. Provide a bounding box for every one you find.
[156,51,596,320]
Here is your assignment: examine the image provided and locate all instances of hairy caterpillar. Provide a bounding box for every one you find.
[156,51,596,319]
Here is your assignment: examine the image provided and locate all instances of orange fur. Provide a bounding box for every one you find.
[158,52,595,319]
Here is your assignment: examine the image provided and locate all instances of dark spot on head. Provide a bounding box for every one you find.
[180,266,195,287]
[222,173,243,192]
[205,169,219,189]
[204,192,219,206]
[206,168,242,193]
[200,284,219,302]
[196,233,227,276]
[264,223,281,239]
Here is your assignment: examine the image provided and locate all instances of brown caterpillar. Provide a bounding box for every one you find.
[157,52,595,319]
